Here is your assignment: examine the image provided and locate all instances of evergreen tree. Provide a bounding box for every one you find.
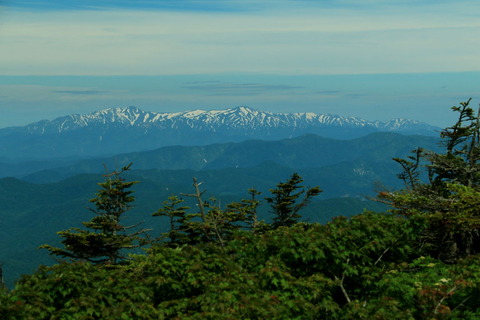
[430,98,480,188]
[153,195,190,247]
[0,263,4,289]
[226,188,269,233]
[265,173,322,228]
[41,164,148,264]
[154,178,247,247]
[380,99,480,260]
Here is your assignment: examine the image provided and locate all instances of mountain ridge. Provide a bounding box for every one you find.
[20,132,440,184]
[0,106,439,160]
[18,106,435,134]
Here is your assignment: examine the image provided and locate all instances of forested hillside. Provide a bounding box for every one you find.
[14,132,439,183]
[1,100,480,319]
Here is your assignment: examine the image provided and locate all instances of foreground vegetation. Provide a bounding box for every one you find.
[4,213,480,319]
[2,99,480,319]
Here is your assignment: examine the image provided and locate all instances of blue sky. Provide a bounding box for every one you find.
[0,0,480,128]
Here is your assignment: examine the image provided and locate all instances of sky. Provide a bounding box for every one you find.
[0,0,480,128]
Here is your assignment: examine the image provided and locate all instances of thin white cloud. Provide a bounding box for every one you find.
[0,3,480,75]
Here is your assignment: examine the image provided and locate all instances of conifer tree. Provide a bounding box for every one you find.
[176,178,245,246]
[153,195,191,247]
[266,173,322,228]
[41,164,148,264]
[226,188,267,233]
[381,99,480,260]
[0,263,4,288]
[154,180,258,246]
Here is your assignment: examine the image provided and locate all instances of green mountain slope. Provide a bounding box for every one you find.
[22,132,439,184]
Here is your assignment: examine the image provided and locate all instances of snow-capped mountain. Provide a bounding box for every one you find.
[0,106,438,160]
[21,106,434,134]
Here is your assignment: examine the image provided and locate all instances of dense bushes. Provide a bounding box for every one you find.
[2,212,480,319]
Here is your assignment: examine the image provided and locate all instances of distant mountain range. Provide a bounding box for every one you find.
[20,132,440,185]
[0,106,439,160]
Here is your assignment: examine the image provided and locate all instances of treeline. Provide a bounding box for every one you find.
[2,100,480,319]
[37,163,321,264]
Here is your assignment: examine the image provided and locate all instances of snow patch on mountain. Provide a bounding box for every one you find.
[21,105,437,135]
